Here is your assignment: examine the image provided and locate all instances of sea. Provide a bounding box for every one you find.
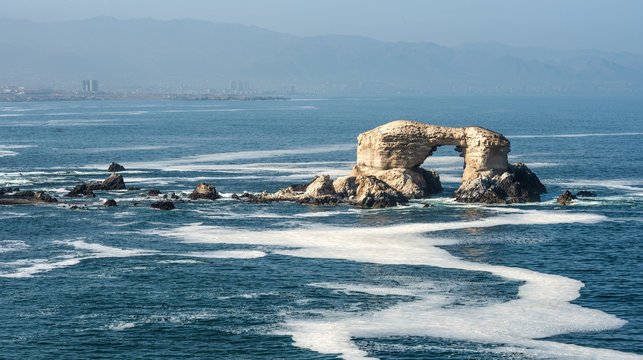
[0,96,641,359]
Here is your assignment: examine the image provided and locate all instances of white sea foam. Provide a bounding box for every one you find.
[122,144,356,170]
[107,321,137,331]
[65,240,157,258]
[184,250,267,259]
[0,240,30,253]
[154,209,638,359]
[551,179,643,193]
[0,256,85,278]
[508,132,643,138]
[0,150,18,157]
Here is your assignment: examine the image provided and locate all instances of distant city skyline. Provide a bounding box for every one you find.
[2,0,642,54]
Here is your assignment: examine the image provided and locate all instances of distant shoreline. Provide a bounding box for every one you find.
[0,92,290,102]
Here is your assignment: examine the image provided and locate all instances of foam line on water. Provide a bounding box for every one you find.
[154,209,639,359]
[508,132,643,138]
[551,179,643,192]
[122,144,356,170]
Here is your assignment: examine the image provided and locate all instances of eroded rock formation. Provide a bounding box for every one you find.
[350,120,545,203]
[241,120,545,206]
[188,183,221,200]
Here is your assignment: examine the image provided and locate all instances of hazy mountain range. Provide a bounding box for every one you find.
[1,17,642,95]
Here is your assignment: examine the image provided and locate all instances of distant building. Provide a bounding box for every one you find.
[228,80,255,94]
[82,80,98,92]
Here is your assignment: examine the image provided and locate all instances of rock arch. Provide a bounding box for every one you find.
[349,120,545,203]
[353,120,510,183]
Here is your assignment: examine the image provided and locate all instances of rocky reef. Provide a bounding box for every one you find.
[65,173,127,197]
[0,188,58,205]
[243,174,407,208]
[250,120,546,206]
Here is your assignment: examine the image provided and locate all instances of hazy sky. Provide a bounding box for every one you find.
[2,0,642,54]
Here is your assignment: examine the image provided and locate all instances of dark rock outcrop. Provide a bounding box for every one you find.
[101,173,126,190]
[557,190,576,206]
[188,183,221,200]
[147,189,161,196]
[0,190,58,205]
[107,162,126,172]
[151,200,175,210]
[104,199,117,207]
[454,163,546,204]
[0,187,20,196]
[33,191,58,203]
[65,173,126,197]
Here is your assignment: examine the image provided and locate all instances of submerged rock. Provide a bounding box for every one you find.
[151,200,175,210]
[188,183,221,200]
[104,199,117,207]
[147,189,161,196]
[575,190,596,197]
[107,162,126,172]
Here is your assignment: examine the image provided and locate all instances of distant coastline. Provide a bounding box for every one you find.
[0,91,289,102]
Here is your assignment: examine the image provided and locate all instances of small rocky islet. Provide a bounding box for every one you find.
[0,121,595,209]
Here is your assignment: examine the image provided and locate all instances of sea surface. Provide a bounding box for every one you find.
[0,97,641,359]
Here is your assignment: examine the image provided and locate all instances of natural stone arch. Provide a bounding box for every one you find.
[256,120,545,207]
[353,120,510,184]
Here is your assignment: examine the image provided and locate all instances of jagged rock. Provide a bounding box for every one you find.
[188,183,220,200]
[66,184,93,197]
[151,200,175,210]
[272,183,308,201]
[557,190,576,206]
[104,199,117,207]
[304,175,336,197]
[147,189,161,196]
[107,162,126,172]
[70,205,78,210]
[170,192,180,200]
[65,174,126,197]
[101,173,126,190]
[231,193,240,200]
[575,190,596,197]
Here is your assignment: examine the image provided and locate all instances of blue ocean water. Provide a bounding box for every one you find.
[0,97,641,359]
